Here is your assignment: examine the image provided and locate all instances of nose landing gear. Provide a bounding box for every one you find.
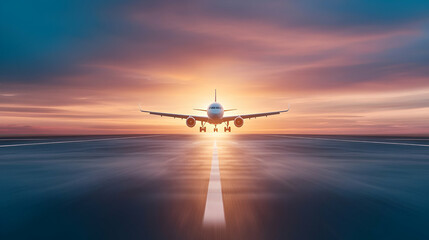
[213,124,219,132]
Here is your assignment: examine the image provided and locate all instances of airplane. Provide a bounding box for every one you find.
[139,90,290,132]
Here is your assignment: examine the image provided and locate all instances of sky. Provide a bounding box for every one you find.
[1,0,429,135]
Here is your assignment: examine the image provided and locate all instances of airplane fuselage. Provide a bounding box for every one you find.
[207,102,224,124]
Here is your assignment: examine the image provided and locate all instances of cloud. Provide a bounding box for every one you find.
[1,0,429,134]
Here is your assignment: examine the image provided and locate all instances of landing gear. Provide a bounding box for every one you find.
[224,121,231,132]
[200,122,207,132]
[214,125,218,132]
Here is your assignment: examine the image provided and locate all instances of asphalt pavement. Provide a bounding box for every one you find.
[1,134,428,239]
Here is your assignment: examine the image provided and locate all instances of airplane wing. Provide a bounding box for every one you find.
[222,106,290,122]
[139,105,209,122]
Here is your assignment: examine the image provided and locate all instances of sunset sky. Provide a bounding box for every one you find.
[1,0,429,135]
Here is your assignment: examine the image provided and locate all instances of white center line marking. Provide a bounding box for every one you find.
[0,135,160,148]
[275,135,429,147]
[203,140,225,226]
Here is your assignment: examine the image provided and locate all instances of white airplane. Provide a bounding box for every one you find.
[139,90,290,132]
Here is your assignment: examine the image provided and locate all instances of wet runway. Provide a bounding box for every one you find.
[1,134,429,239]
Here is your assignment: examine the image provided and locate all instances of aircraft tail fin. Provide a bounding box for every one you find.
[215,89,217,102]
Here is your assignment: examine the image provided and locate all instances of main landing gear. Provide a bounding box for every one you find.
[224,121,231,132]
[200,122,207,132]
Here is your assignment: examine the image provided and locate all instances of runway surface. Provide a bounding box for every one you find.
[1,134,429,239]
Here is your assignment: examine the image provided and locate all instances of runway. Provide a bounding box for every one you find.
[1,134,429,239]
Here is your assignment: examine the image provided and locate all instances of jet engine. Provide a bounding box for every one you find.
[186,117,196,128]
[234,117,244,127]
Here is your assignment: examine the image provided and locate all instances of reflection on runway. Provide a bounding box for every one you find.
[1,134,429,239]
